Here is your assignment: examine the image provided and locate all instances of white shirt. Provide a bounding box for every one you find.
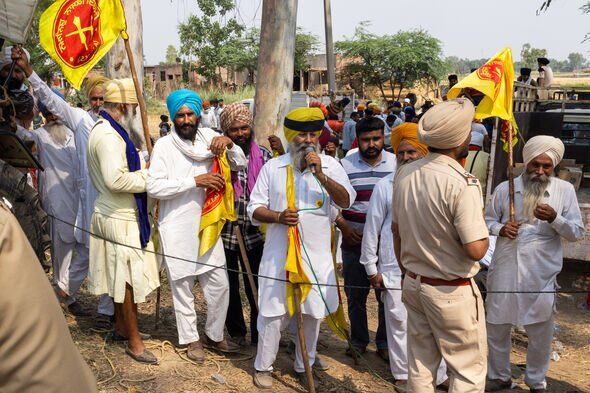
[20,123,79,242]
[147,129,247,280]
[360,172,401,277]
[247,153,356,318]
[471,122,488,139]
[200,109,218,130]
[485,175,584,325]
[539,65,554,87]
[29,71,98,246]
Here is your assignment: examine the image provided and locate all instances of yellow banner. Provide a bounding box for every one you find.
[447,47,518,151]
[285,165,312,316]
[326,227,349,341]
[198,153,236,256]
[39,0,127,90]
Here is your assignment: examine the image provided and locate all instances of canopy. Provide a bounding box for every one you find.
[0,0,39,43]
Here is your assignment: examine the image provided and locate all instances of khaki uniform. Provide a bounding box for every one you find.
[392,153,489,392]
[0,202,97,393]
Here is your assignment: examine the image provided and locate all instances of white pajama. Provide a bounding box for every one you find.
[487,316,554,390]
[51,234,88,305]
[169,267,230,345]
[254,313,321,373]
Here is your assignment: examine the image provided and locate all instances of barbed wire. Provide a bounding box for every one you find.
[46,213,589,294]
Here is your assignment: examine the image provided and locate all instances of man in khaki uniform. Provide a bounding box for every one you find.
[392,98,489,393]
[0,201,97,393]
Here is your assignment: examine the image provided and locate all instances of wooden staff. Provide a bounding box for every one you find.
[123,37,153,155]
[235,226,259,311]
[507,122,516,222]
[294,284,316,393]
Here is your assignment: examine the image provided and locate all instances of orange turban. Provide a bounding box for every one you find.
[390,122,428,156]
[203,100,211,109]
[357,104,366,111]
[309,101,328,118]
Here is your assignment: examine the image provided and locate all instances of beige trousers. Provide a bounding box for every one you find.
[402,274,487,393]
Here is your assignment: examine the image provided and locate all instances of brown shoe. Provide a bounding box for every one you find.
[125,346,158,364]
[187,340,205,363]
[313,354,330,371]
[253,370,273,389]
[203,335,240,353]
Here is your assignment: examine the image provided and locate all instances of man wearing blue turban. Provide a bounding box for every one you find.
[148,89,248,362]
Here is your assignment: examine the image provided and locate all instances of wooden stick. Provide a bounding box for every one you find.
[235,226,259,312]
[485,118,499,206]
[293,284,316,393]
[123,37,153,155]
[507,122,516,222]
[154,271,161,330]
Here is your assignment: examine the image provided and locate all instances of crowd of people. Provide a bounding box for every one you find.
[0,45,585,393]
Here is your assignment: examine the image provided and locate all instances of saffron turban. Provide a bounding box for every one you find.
[283,107,325,143]
[309,101,328,118]
[203,100,211,109]
[220,102,253,132]
[104,78,138,104]
[418,98,475,149]
[166,89,203,120]
[390,122,428,156]
[522,135,564,167]
[84,74,110,98]
[357,104,366,111]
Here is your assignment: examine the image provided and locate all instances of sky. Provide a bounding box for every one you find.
[142,0,589,65]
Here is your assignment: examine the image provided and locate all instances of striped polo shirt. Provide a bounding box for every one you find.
[341,150,397,231]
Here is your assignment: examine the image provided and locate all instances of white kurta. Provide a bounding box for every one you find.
[29,71,98,246]
[200,109,218,130]
[247,153,356,319]
[146,129,247,281]
[485,175,584,325]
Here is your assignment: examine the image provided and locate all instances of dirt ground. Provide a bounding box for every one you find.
[64,262,590,393]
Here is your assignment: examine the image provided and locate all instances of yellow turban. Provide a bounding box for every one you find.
[390,122,428,156]
[418,98,474,149]
[283,107,325,143]
[83,74,110,98]
[104,78,138,105]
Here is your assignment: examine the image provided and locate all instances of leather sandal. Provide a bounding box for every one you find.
[202,335,240,353]
[125,346,158,364]
[187,340,205,363]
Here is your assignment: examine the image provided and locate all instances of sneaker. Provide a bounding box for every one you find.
[485,378,512,392]
[253,370,273,389]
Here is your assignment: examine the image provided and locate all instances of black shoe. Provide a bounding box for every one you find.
[345,346,366,357]
[530,389,546,393]
[485,378,512,392]
[67,301,91,317]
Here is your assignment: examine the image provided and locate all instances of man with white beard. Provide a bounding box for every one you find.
[87,79,160,364]
[12,47,115,320]
[22,89,90,316]
[485,135,584,393]
[247,107,355,390]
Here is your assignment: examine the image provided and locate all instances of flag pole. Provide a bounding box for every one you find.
[507,122,516,222]
[235,226,259,311]
[294,284,316,393]
[123,37,153,155]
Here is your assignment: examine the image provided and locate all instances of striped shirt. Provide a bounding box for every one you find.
[341,150,397,232]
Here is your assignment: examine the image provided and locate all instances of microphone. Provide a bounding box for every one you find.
[304,146,316,174]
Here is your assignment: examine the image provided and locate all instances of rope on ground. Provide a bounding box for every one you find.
[96,336,117,385]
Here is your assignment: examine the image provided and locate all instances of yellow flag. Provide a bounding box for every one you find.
[39,0,128,90]
[326,226,349,341]
[447,47,518,151]
[285,165,312,316]
[199,153,236,256]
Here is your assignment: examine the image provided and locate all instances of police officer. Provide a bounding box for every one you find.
[392,98,489,392]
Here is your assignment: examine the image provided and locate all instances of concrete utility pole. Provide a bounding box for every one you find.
[323,0,336,100]
[104,0,147,148]
[252,0,298,148]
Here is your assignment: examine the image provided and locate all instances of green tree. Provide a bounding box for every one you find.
[178,0,244,86]
[567,52,587,70]
[224,27,260,84]
[294,28,320,75]
[163,45,179,65]
[520,43,547,69]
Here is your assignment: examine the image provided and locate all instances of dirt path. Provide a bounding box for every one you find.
[69,268,589,393]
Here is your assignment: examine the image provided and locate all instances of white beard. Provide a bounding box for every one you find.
[289,141,319,171]
[120,109,144,149]
[45,120,69,146]
[521,172,550,222]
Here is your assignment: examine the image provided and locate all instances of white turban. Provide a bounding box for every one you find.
[1,46,30,70]
[418,98,475,149]
[522,135,565,167]
[470,132,484,148]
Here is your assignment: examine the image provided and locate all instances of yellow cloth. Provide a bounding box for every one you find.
[285,165,312,316]
[39,0,128,90]
[104,78,138,104]
[418,98,475,149]
[390,122,429,156]
[199,152,236,256]
[326,226,349,341]
[283,107,324,143]
[447,47,518,151]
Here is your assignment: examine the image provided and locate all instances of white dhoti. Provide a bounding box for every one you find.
[254,313,321,373]
[382,273,447,383]
[487,316,554,390]
[168,267,230,345]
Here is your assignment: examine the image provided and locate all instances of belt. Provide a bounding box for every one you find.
[406,271,471,287]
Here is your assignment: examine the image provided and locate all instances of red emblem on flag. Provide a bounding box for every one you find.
[52,0,103,68]
[476,58,504,99]
[201,158,225,215]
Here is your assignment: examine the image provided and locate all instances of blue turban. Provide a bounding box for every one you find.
[166,89,203,120]
[38,87,65,116]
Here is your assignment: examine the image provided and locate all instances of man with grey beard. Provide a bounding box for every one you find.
[485,135,584,393]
